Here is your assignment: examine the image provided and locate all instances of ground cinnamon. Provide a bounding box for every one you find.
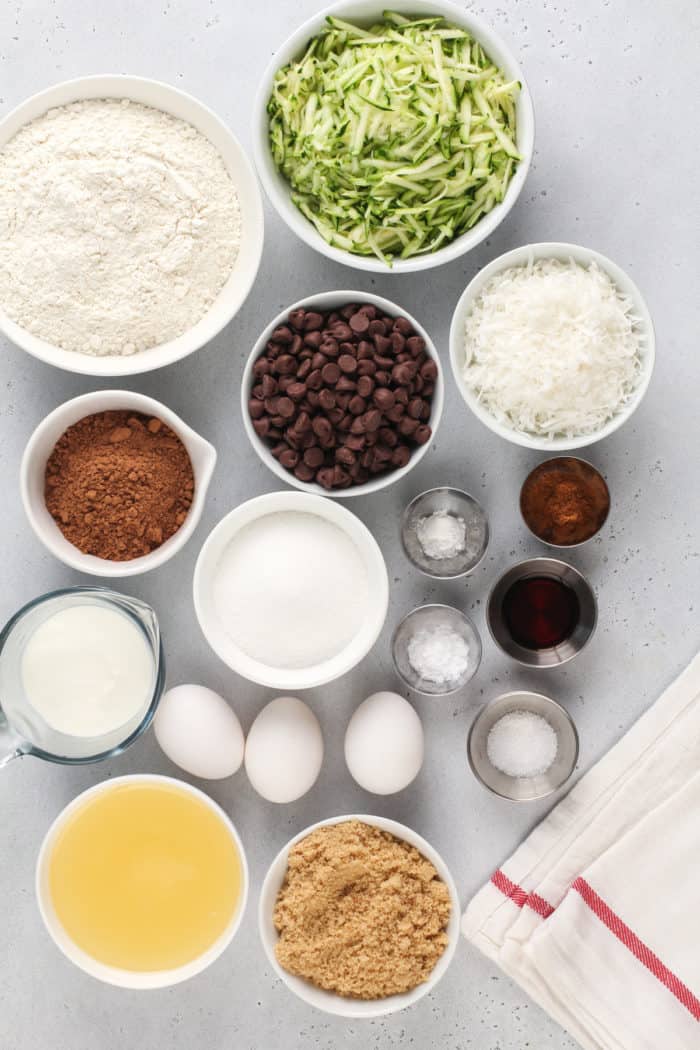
[520,457,610,546]
[45,410,195,561]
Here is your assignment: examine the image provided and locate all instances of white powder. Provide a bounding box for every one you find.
[407,624,470,685]
[0,98,241,355]
[416,511,467,560]
[486,710,558,778]
[213,512,370,669]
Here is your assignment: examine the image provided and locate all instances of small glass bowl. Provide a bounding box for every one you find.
[392,604,482,696]
[401,487,489,579]
[467,691,579,801]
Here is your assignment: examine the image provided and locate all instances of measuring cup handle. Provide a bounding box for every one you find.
[0,710,28,768]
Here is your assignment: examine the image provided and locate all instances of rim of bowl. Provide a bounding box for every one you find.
[35,774,249,988]
[257,812,460,1017]
[240,290,444,498]
[485,556,598,667]
[252,0,534,274]
[448,241,656,450]
[391,602,483,695]
[0,75,264,376]
[466,691,580,802]
[519,455,611,549]
[20,390,217,577]
[193,491,389,688]
[400,486,490,579]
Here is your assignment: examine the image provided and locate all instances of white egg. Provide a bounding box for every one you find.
[245,696,323,804]
[344,691,424,795]
[154,684,244,780]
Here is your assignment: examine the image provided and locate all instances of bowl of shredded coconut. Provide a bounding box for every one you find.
[0,76,264,375]
[449,242,655,450]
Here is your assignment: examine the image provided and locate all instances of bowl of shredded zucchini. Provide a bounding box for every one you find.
[254,0,534,272]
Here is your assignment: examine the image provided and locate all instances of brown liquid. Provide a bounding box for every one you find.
[502,576,580,649]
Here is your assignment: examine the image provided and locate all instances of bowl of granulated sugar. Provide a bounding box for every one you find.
[193,491,389,690]
[0,76,264,376]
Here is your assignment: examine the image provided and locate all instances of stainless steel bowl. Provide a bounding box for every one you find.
[467,691,579,801]
[392,604,482,696]
[486,557,597,667]
[401,487,489,579]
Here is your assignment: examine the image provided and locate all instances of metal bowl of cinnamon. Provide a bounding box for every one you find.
[520,456,610,548]
[21,390,216,577]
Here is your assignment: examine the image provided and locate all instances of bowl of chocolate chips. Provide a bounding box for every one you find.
[241,291,443,496]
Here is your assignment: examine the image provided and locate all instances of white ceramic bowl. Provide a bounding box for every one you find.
[36,774,249,989]
[21,390,216,577]
[193,491,389,689]
[241,290,444,497]
[449,242,656,451]
[258,813,460,1017]
[252,0,534,274]
[0,75,264,376]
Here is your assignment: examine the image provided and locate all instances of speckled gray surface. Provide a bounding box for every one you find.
[1,1,698,1047]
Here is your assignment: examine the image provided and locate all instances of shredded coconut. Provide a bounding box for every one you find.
[462,257,644,439]
[486,710,558,778]
[0,98,241,355]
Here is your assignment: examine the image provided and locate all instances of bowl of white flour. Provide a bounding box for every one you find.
[193,491,389,690]
[0,76,264,375]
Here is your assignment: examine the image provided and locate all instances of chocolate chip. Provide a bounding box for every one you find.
[294,462,315,482]
[277,397,296,419]
[275,354,297,375]
[279,449,299,469]
[307,368,323,391]
[373,388,395,410]
[349,395,366,415]
[414,424,432,445]
[248,399,264,419]
[408,398,424,420]
[336,355,354,375]
[392,445,411,468]
[321,362,341,385]
[287,382,307,402]
[303,446,324,469]
[356,375,374,398]
[349,311,370,334]
[318,389,336,412]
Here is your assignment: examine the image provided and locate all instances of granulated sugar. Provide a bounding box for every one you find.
[213,512,369,669]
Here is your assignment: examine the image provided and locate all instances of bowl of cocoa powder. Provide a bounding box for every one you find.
[21,390,216,577]
[241,291,444,497]
[258,814,460,1018]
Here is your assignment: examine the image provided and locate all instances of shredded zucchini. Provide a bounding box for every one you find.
[268,11,520,264]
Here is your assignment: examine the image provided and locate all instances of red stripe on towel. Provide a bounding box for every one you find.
[491,870,555,918]
[572,877,700,1023]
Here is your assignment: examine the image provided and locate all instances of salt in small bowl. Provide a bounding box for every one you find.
[467,691,579,801]
[392,604,481,696]
[401,487,489,579]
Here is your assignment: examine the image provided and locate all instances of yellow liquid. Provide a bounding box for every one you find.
[48,781,243,972]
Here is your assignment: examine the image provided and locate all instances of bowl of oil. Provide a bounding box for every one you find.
[35,774,248,988]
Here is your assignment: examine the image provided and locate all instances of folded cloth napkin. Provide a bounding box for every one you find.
[462,652,700,1050]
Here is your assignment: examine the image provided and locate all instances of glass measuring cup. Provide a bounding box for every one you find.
[0,587,165,767]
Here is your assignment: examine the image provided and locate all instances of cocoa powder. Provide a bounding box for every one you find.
[45,411,195,561]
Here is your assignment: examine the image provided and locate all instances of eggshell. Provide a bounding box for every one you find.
[244,696,323,804]
[154,684,244,780]
[344,691,424,795]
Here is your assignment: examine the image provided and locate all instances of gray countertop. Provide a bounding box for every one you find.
[1,1,698,1047]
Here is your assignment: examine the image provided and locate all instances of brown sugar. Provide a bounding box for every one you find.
[44,410,195,561]
[273,820,451,999]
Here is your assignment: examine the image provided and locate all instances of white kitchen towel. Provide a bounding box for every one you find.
[462,652,700,1050]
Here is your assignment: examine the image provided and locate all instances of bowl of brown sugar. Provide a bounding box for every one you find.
[21,390,216,577]
[258,815,460,1018]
